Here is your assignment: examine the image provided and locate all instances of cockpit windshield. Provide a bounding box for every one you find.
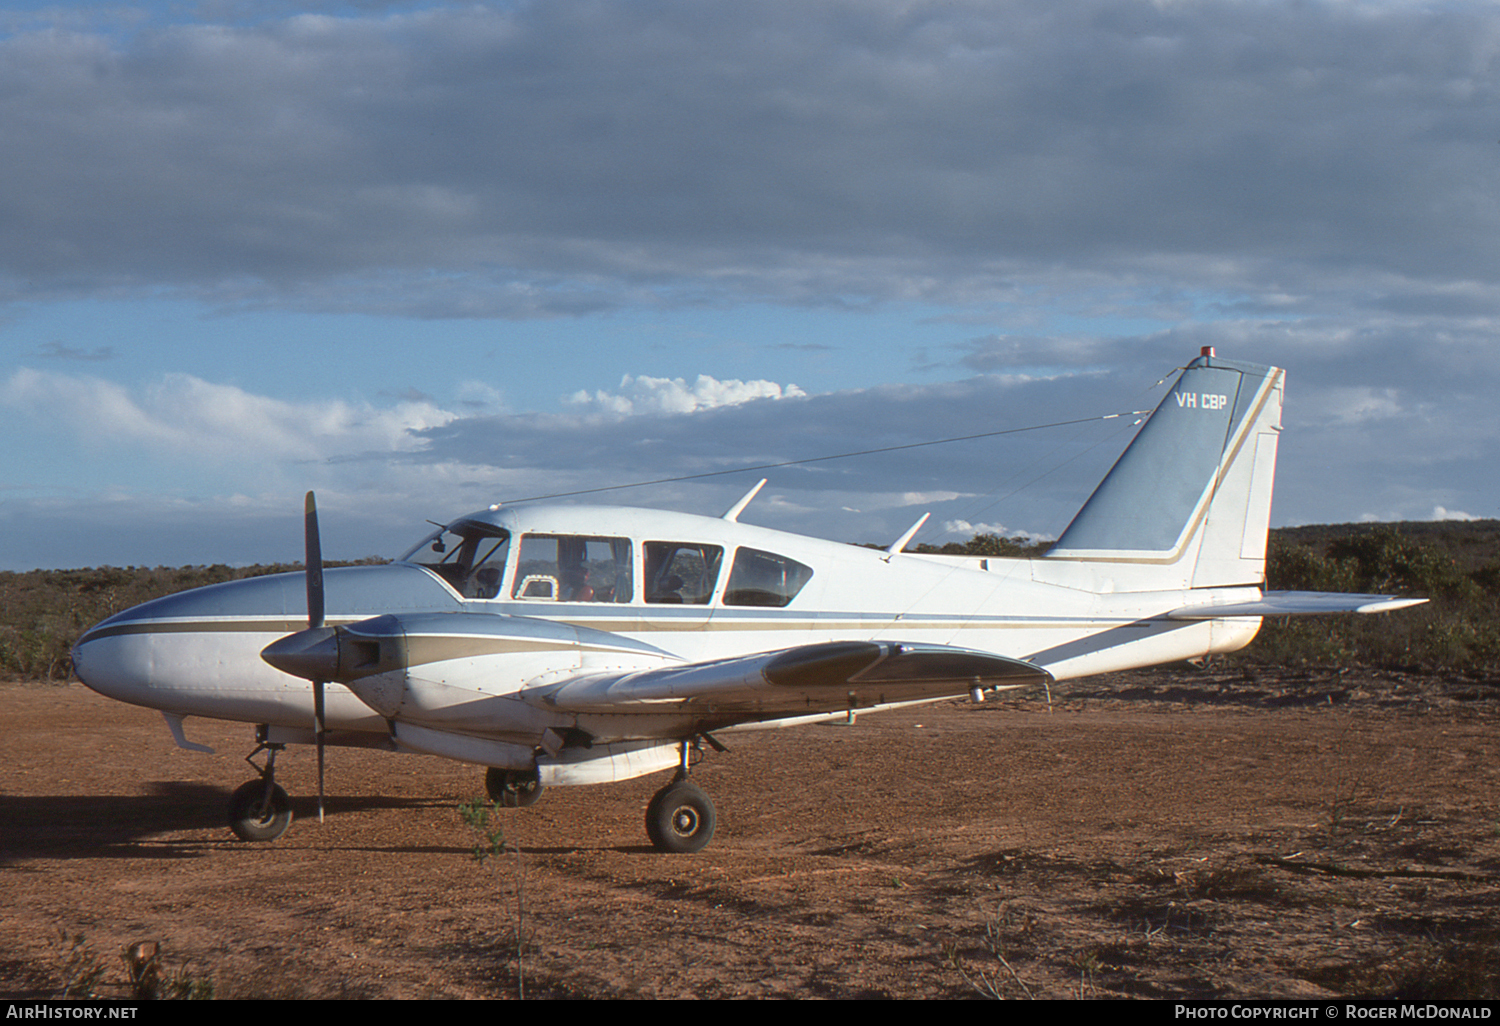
[398,519,511,598]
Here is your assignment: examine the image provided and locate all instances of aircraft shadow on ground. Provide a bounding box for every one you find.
[0,784,447,862]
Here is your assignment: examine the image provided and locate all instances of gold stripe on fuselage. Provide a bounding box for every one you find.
[83,613,1109,641]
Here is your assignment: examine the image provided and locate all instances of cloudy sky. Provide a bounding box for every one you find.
[2,0,1497,570]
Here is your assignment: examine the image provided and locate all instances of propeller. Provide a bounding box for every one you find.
[260,493,335,823]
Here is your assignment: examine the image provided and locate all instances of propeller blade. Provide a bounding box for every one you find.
[304,490,327,823]
[313,678,327,824]
[304,491,325,630]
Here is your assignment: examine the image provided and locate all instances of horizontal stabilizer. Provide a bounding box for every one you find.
[528,640,1052,715]
[1167,590,1428,619]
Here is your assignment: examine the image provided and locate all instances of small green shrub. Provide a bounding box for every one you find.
[1248,524,1500,673]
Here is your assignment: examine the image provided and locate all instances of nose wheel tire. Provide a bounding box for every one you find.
[228,780,293,842]
[484,767,545,808]
[645,780,716,854]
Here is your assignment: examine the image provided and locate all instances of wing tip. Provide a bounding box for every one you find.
[1168,592,1430,619]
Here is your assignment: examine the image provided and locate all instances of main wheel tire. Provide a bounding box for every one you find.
[228,780,292,842]
[645,780,716,854]
[484,767,545,808]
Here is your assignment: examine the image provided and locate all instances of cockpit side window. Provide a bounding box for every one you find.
[722,547,814,607]
[644,542,724,604]
[512,535,633,603]
[399,521,510,598]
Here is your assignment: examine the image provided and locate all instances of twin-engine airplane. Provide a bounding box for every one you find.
[71,351,1425,852]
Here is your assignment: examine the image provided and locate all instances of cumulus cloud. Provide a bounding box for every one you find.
[1433,506,1481,522]
[899,491,966,507]
[566,374,805,416]
[941,519,1054,543]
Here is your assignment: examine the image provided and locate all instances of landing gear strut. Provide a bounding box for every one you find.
[645,739,717,854]
[228,738,292,842]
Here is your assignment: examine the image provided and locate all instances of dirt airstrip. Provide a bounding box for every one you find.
[3,667,1499,1000]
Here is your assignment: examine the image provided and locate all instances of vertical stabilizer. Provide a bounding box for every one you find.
[1046,352,1283,589]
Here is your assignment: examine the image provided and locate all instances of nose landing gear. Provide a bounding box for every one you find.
[228,738,293,842]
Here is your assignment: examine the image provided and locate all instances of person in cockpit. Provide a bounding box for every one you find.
[560,566,595,602]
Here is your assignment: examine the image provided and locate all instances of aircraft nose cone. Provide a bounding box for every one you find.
[70,629,102,689]
[70,623,160,706]
[261,627,340,681]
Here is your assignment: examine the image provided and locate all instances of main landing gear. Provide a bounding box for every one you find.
[644,738,717,854]
[478,737,721,854]
[645,777,715,854]
[228,738,293,842]
[485,767,545,808]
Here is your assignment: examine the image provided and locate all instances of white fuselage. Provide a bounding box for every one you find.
[71,501,1262,745]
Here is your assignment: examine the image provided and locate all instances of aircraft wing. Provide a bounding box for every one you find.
[522,640,1052,716]
[1166,590,1428,619]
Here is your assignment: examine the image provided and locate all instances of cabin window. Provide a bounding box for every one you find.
[722,547,814,607]
[399,521,510,599]
[644,543,724,604]
[512,535,633,603]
